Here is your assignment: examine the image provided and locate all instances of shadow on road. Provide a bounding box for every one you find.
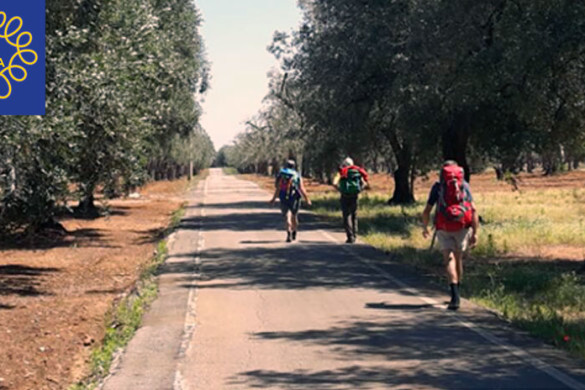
[365,302,434,310]
[178,212,333,233]
[230,316,565,389]
[166,243,399,291]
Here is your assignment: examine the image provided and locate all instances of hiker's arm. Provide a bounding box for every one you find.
[332,172,341,191]
[360,168,370,189]
[422,204,433,239]
[269,178,281,204]
[361,177,369,190]
[299,179,312,206]
[470,202,479,247]
[359,167,369,182]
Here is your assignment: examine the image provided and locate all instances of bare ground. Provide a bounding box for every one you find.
[0,178,191,390]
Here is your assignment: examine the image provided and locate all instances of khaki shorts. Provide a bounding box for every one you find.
[436,228,471,252]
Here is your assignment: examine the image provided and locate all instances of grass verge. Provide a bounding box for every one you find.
[311,192,585,359]
[68,194,191,389]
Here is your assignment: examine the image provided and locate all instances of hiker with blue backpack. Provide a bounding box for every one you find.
[333,157,369,244]
[422,161,480,310]
[269,160,312,242]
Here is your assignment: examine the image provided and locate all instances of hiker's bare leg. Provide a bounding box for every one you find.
[291,213,299,232]
[351,209,358,238]
[443,250,459,284]
[454,251,464,283]
[285,211,293,232]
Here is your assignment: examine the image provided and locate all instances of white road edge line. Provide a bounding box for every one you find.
[318,229,585,390]
[173,177,208,390]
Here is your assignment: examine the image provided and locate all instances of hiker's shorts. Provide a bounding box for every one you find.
[280,198,301,215]
[437,228,471,252]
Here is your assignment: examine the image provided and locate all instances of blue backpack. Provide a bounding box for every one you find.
[278,168,301,201]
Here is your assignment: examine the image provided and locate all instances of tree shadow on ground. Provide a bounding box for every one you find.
[178,211,333,233]
[132,227,167,245]
[0,228,119,251]
[386,245,585,359]
[464,256,585,296]
[54,204,130,222]
[165,242,399,291]
[229,314,571,389]
[311,196,420,237]
[0,265,59,297]
[365,302,434,310]
[177,193,585,383]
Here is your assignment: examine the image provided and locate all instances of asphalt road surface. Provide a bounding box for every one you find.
[103,168,585,390]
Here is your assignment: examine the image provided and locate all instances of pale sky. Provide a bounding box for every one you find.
[196,0,302,149]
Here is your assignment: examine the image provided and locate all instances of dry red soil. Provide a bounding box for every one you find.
[0,179,189,390]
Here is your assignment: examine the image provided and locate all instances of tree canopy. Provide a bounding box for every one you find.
[228,0,585,203]
[0,0,214,233]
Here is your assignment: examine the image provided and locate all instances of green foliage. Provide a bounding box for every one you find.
[233,0,585,201]
[0,0,214,231]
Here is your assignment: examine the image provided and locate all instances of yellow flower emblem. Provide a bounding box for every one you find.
[0,11,38,99]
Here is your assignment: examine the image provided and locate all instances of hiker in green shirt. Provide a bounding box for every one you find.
[333,157,369,244]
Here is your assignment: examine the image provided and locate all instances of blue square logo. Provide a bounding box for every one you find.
[0,1,45,115]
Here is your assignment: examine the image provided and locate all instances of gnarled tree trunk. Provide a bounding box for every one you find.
[386,132,415,204]
[443,113,471,182]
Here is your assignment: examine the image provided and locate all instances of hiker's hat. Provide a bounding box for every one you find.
[342,157,354,167]
[286,159,296,169]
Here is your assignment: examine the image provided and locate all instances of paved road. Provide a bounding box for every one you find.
[103,168,585,390]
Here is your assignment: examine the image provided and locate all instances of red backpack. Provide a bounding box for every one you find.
[435,165,473,231]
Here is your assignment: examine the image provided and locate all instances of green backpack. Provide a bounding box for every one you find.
[339,167,362,195]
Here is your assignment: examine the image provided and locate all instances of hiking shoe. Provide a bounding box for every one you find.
[448,283,460,310]
[286,232,292,243]
[292,231,297,241]
[346,236,355,244]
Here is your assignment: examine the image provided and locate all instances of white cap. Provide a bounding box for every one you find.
[342,157,354,167]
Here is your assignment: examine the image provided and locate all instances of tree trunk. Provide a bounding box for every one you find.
[494,165,504,181]
[189,161,193,180]
[386,132,415,204]
[409,158,417,196]
[543,150,561,175]
[75,188,99,218]
[389,165,415,204]
[442,114,471,182]
[8,159,16,193]
[526,154,535,173]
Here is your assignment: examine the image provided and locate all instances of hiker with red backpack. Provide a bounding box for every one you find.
[422,161,480,310]
[269,160,312,242]
[333,157,369,244]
